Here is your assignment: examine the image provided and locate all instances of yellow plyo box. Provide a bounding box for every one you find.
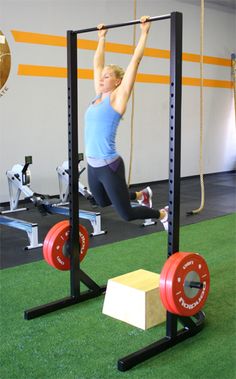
[102,269,166,330]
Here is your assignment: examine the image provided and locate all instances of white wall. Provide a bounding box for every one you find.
[0,0,235,202]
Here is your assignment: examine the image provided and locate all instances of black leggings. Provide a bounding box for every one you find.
[87,157,160,221]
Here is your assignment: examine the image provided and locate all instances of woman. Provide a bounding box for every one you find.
[84,16,168,230]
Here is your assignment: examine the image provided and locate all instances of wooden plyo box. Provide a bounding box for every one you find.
[102,269,166,330]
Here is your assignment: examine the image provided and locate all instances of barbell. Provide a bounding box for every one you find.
[43,222,210,316]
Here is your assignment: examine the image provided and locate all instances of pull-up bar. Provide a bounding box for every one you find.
[73,14,171,34]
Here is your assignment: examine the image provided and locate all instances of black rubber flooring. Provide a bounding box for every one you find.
[0,171,235,269]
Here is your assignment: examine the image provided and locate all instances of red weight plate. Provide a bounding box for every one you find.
[44,221,69,267]
[43,221,67,264]
[174,253,210,316]
[165,253,192,316]
[46,221,70,270]
[165,252,210,316]
[78,224,89,262]
[44,221,89,270]
[160,254,179,313]
[159,258,171,312]
[160,253,187,314]
[47,221,71,268]
[164,253,193,315]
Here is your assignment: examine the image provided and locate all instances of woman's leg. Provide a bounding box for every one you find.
[87,164,111,207]
[97,158,161,221]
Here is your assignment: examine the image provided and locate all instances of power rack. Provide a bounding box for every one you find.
[25,12,205,372]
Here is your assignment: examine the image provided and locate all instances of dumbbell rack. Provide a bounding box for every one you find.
[24,11,205,372]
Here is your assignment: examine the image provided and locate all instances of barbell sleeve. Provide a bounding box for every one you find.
[189,281,204,289]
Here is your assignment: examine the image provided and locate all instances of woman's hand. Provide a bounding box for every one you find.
[140,16,151,33]
[97,24,107,39]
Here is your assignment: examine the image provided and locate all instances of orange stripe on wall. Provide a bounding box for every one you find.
[17,65,93,79]
[12,30,231,67]
[182,52,230,66]
[182,77,233,88]
[137,73,170,84]
[18,64,67,77]
[17,64,233,88]
[12,30,67,47]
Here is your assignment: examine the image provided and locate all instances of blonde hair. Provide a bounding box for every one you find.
[106,64,125,80]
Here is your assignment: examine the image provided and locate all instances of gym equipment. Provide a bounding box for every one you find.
[43,202,105,236]
[127,0,137,186]
[56,159,106,235]
[187,0,205,215]
[2,156,50,214]
[103,269,166,330]
[2,156,33,213]
[3,157,105,236]
[3,155,88,210]
[73,14,171,34]
[24,12,208,374]
[232,53,236,121]
[160,252,210,317]
[102,253,209,329]
[0,215,42,250]
[57,160,96,205]
[43,220,89,270]
[0,156,42,249]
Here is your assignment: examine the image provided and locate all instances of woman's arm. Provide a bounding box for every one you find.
[113,16,151,114]
[93,25,107,95]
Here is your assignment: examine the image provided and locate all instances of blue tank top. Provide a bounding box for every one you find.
[84,95,122,159]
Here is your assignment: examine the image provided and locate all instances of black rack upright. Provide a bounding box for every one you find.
[117,12,205,371]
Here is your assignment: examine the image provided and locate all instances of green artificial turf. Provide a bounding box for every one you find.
[0,214,236,379]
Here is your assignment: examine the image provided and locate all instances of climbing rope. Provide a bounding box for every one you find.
[231,53,236,124]
[187,0,205,215]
